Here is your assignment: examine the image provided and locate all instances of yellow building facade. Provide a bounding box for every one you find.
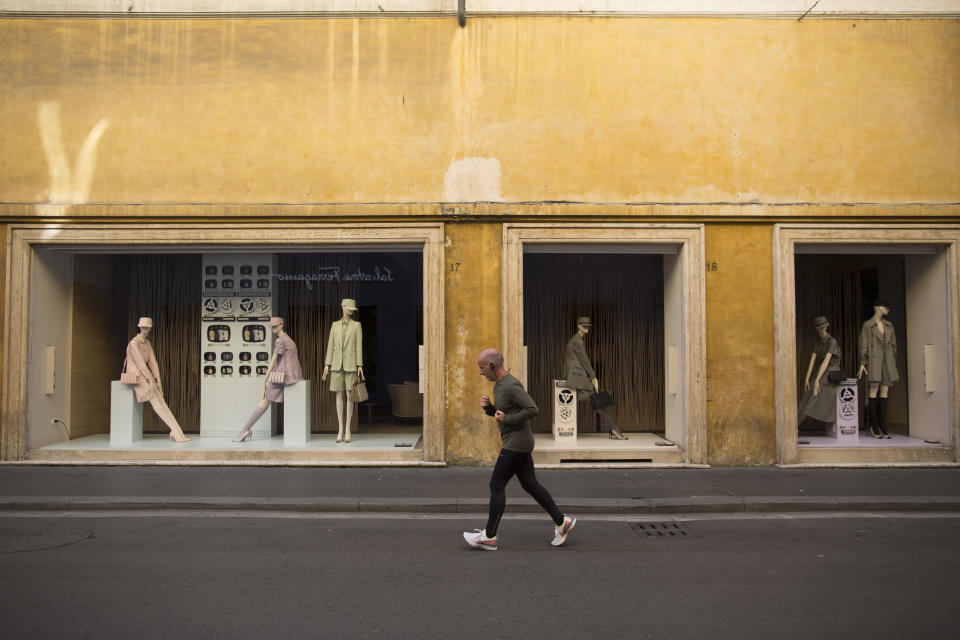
[2,3,958,466]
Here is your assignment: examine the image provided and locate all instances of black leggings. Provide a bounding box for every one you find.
[485,449,564,537]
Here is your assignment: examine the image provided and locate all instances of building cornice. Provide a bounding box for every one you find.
[1,1,959,19]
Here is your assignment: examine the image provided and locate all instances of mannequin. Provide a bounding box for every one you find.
[322,298,364,443]
[233,317,303,442]
[857,301,898,439]
[797,316,842,426]
[124,317,190,443]
[562,316,627,440]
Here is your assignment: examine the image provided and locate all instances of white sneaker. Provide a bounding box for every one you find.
[551,516,576,547]
[463,528,498,551]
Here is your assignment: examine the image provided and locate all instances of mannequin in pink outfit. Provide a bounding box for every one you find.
[124,317,191,443]
[233,317,303,442]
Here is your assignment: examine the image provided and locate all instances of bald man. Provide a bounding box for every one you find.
[463,348,576,551]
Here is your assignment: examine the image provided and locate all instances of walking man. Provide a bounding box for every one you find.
[463,348,576,550]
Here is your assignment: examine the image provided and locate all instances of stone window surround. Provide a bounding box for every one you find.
[501,222,707,465]
[773,224,960,465]
[0,222,446,462]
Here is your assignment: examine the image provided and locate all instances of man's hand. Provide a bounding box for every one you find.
[494,410,505,424]
[480,395,491,409]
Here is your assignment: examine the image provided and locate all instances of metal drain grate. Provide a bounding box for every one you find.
[629,522,690,537]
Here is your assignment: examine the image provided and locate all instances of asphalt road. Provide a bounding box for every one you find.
[2,512,959,639]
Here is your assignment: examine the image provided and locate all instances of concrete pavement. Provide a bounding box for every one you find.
[1,465,959,515]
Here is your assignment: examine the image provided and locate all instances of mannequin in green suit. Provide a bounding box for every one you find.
[322,298,365,443]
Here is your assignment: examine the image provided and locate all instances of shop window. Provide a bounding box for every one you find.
[792,247,951,450]
[523,252,666,437]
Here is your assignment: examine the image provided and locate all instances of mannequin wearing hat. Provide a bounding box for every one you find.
[797,316,842,426]
[233,317,303,442]
[857,301,898,439]
[562,316,627,440]
[123,317,190,443]
[322,298,364,443]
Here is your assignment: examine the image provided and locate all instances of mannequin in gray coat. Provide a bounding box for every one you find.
[857,301,898,439]
[562,316,627,440]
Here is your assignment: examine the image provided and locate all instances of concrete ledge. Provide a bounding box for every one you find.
[1,495,957,515]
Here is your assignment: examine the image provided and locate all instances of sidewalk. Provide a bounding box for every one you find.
[1,466,959,515]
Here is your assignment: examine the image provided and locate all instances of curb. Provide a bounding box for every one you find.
[2,496,959,515]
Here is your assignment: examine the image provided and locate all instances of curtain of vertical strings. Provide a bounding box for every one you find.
[794,256,864,403]
[277,254,360,432]
[523,253,665,432]
[127,255,201,431]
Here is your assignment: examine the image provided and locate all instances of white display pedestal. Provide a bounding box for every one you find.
[110,381,143,446]
[826,378,859,443]
[552,379,577,447]
[283,380,312,447]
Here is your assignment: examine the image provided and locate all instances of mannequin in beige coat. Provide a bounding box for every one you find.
[322,298,365,443]
[857,301,898,439]
[124,317,190,443]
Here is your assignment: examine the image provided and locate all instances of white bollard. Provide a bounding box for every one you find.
[110,381,143,446]
[283,380,312,447]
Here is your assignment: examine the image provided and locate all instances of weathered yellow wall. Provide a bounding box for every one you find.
[443,221,503,464]
[1,18,958,206]
[2,16,958,464]
[705,224,777,465]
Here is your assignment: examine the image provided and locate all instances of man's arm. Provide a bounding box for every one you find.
[500,383,539,426]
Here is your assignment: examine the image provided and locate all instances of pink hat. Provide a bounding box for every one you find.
[137,317,153,328]
[269,317,283,327]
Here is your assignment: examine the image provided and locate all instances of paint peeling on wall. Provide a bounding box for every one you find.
[36,101,110,215]
[444,157,504,203]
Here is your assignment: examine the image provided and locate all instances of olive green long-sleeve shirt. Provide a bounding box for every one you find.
[483,373,537,453]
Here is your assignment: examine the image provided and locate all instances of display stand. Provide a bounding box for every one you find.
[283,380,312,447]
[109,381,143,446]
[200,254,278,437]
[826,378,859,443]
[552,379,577,447]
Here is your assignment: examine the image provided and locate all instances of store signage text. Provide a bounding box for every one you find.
[276,265,396,290]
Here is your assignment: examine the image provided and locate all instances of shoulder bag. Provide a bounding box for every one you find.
[120,359,138,385]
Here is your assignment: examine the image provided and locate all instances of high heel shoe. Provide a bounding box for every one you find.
[608,430,628,440]
[232,430,252,443]
[336,435,342,443]
[170,433,191,443]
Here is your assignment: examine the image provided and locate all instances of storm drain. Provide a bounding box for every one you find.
[629,522,690,537]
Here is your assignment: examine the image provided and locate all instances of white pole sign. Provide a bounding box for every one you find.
[553,380,577,447]
[833,379,860,443]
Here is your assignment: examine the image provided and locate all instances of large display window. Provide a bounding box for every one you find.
[775,226,960,464]
[2,224,444,463]
[502,223,706,465]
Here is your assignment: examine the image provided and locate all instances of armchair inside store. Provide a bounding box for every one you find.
[1,224,445,464]
[502,223,706,465]
[775,226,960,465]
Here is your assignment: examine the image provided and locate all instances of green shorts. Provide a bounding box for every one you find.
[329,370,358,392]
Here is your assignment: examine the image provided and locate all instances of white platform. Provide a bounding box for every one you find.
[38,433,422,452]
[799,431,944,448]
[283,381,312,447]
[109,381,143,447]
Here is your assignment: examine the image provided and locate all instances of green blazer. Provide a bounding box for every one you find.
[562,333,596,392]
[325,319,363,371]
